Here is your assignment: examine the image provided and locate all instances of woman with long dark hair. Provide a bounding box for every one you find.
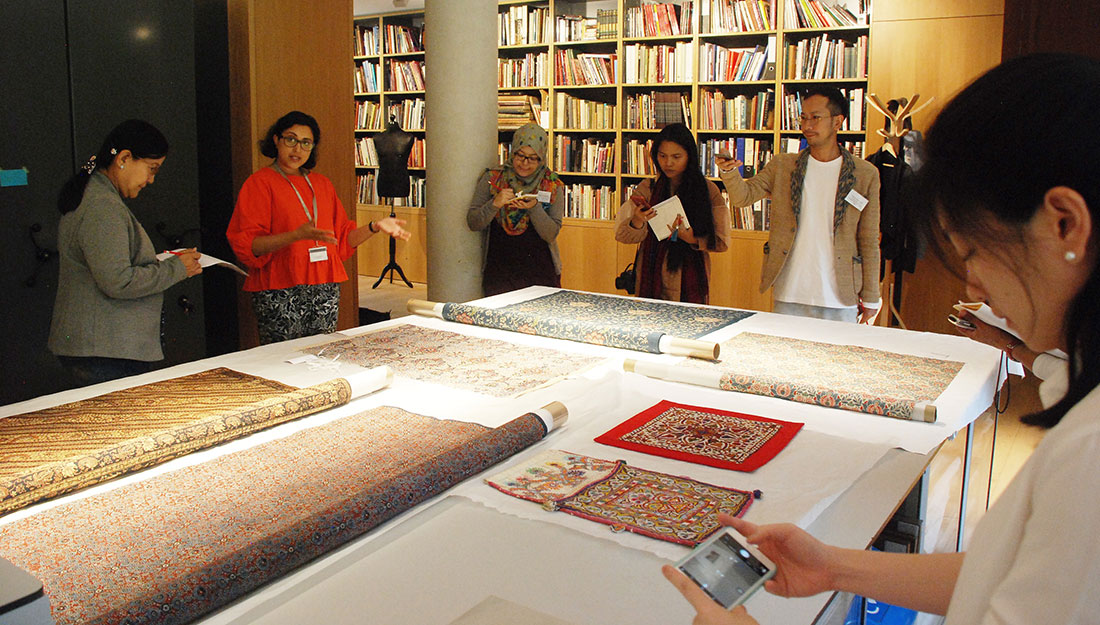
[615,123,732,303]
[48,119,202,387]
[227,111,409,344]
[662,53,1100,625]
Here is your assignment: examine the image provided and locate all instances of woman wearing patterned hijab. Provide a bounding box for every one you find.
[467,122,565,296]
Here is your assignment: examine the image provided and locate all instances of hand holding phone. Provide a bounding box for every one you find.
[947,314,977,330]
[631,194,652,211]
[675,527,777,610]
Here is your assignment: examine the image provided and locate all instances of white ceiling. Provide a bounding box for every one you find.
[353,0,425,16]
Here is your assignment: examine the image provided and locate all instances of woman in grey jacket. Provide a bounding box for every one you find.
[48,120,201,387]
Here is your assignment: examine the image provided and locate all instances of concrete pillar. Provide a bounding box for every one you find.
[424,0,497,302]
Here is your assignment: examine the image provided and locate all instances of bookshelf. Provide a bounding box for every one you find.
[353,0,872,301]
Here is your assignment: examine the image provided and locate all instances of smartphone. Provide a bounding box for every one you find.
[947,314,977,330]
[631,195,652,211]
[715,151,733,160]
[675,527,776,609]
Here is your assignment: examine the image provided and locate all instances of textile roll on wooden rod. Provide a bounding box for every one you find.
[0,366,393,517]
[0,402,567,625]
[408,298,722,360]
[624,359,939,422]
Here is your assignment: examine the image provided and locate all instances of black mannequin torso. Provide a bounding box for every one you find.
[376,120,414,198]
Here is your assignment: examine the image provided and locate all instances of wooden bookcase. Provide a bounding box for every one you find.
[353,1,871,307]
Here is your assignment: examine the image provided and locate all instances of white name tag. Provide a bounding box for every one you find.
[536,190,552,203]
[845,189,868,211]
[308,246,328,262]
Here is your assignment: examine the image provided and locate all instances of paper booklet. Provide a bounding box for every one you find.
[647,195,690,241]
[157,249,248,276]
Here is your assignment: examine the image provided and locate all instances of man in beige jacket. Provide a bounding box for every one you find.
[720,87,881,323]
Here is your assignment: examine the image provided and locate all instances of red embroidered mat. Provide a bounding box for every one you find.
[594,400,803,472]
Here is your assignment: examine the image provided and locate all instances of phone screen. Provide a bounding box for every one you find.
[679,532,772,609]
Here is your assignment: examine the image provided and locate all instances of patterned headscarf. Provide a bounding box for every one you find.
[500,122,549,194]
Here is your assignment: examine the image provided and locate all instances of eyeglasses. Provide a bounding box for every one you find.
[798,113,832,126]
[280,135,315,151]
[513,152,541,164]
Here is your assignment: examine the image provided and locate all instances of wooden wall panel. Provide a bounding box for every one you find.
[710,231,773,311]
[355,206,428,284]
[228,0,355,347]
[868,6,1003,334]
[1003,0,1100,60]
[557,219,620,293]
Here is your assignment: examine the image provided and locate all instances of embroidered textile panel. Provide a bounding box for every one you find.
[443,290,754,353]
[685,333,965,420]
[0,368,351,517]
[0,407,548,625]
[485,450,754,546]
[303,325,599,397]
[594,400,803,472]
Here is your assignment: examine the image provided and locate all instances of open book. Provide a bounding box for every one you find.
[647,195,690,241]
[156,249,248,277]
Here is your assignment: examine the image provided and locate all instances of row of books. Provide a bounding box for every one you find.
[555,15,598,42]
[387,98,425,131]
[624,138,657,175]
[555,50,618,86]
[779,86,864,131]
[355,100,384,131]
[622,91,691,130]
[554,136,616,174]
[786,34,867,80]
[355,137,426,168]
[700,0,773,34]
[387,60,425,92]
[724,188,772,230]
[358,173,426,207]
[498,94,542,130]
[623,3,691,38]
[700,137,773,177]
[623,42,693,84]
[383,24,423,54]
[498,53,549,89]
[776,136,864,157]
[354,62,381,94]
[784,0,864,29]
[354,23,380,56]
[698,88,774,130]
[554,92,616,129]
[699,39,775,82]
[498,5,550,47]
[564,183,615,220]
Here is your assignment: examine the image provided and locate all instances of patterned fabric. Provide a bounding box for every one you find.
[485,450,755,546]
[488,121,562,234]
[302,325,599,397]
[443,290,753,353]
[252,282,341,345]
[0,407,548,625]
[0,368,351,517]
[594,400,803,471]
[686,332,964,420]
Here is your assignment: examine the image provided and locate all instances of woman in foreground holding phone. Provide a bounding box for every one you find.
[614,123,734,304]
[663,53,1100,625]
[467,122,564,297]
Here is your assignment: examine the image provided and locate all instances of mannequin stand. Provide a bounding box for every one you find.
[372,197,413,289]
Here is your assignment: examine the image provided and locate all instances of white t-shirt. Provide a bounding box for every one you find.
[773,155,851,309]
[944,384,1100,624]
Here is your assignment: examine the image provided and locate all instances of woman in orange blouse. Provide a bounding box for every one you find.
[227,111,410,344]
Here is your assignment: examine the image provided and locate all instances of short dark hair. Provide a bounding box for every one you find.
[804,86,848,120]
[916,53,1100,429]
[58,119,169,214]
[259,111,321,170]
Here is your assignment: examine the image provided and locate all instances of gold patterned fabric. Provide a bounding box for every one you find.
[0,368,351,516]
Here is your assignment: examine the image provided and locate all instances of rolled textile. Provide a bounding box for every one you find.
[626,336,952,422]
[0,366,391,517]
[0,402,565,625]
[408,288,749,360]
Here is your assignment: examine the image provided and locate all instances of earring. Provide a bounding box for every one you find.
[119,164,124,170]
[1065,251,1078,262]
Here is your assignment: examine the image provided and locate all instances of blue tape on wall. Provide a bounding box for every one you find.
[0,168,29,187]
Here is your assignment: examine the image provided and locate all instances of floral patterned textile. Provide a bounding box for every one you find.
[443,290,753,353]
[685,333,964,421]
[485,449,755,546]
[0,368,351,517]
[303,325,599,397]
[594,400,803,472]
[0,407,548,625]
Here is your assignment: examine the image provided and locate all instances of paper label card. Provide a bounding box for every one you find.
[845,190,868,211]
[309,246,328,263]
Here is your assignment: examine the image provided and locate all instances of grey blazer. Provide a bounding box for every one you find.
[48,172,187,361]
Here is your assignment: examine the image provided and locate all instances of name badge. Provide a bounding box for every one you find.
[845,189,869,211]
[536,190,552,203]
[308,246,328,263]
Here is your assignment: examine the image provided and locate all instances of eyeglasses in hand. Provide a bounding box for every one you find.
[281,135,315,151]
